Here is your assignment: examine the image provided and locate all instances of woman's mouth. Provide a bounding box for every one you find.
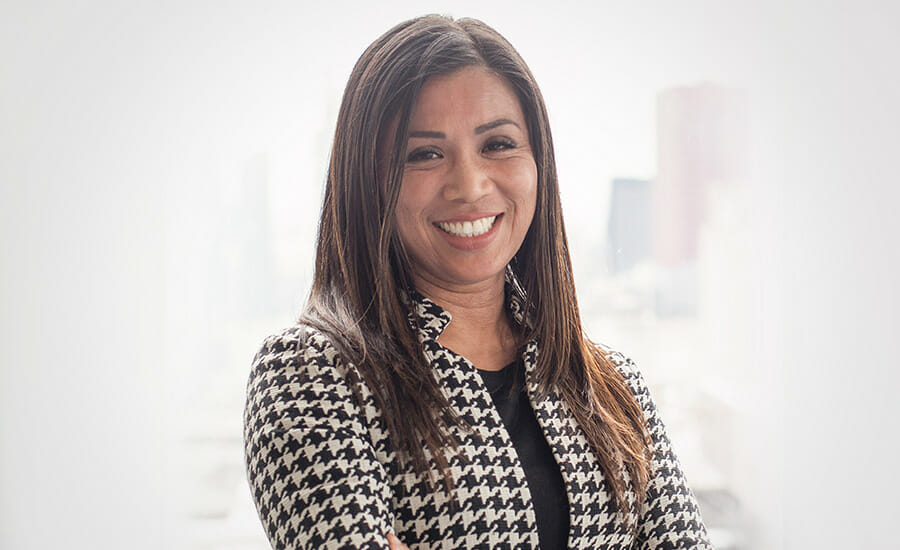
[435,215,499,238]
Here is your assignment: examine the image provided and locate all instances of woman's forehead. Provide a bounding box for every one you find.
[410,66,524,131]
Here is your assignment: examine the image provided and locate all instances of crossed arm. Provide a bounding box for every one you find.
[244,331,713,549]
[615,354,715,549]
[244,330,402,549]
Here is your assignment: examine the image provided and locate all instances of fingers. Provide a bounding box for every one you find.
[386,532,410,550]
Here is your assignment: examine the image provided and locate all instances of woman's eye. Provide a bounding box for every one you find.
[407,148,441,162]
[484,138,516,152]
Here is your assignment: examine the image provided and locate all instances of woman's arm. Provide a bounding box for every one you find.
[614,353,715,549]
[244,328,395,550]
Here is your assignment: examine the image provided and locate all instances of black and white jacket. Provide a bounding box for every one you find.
[244,291,714,549]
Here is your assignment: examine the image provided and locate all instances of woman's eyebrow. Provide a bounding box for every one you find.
[408,130,445,139]
[408,119,521,139]
[475,118,520,134]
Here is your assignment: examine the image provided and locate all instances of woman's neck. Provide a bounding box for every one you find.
[412,275,519,372]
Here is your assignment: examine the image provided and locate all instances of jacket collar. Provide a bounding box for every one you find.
[405,278,530,344]
[405,288,453,341]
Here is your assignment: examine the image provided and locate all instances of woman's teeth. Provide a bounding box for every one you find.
[436,215,498,238]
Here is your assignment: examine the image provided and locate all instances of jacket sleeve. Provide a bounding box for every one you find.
[615,354,715,549]
[243,328,395,550]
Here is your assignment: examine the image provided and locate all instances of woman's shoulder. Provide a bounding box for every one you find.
[595,342,642,381]
[244,322,372,440]
[246,323,351,402]
[594,343,655,405]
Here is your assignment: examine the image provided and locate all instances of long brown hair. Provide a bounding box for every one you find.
[302,14,651,522]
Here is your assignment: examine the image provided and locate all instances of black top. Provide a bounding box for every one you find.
[477,359,570,550]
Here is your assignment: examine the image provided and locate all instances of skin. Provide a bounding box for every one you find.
[387,533,409,549]
[393,65,538,373]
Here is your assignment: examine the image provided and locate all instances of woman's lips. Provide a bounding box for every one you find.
[432,213,503,251]
[434,214,499,238]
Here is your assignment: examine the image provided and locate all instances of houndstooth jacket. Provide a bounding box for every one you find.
[244,291,714,549]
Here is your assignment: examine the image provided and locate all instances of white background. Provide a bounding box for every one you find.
[2,1,899,548]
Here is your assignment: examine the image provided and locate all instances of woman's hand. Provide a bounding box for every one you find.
[386,533,410,550]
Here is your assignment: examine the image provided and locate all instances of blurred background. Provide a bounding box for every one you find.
[2,1,899,548]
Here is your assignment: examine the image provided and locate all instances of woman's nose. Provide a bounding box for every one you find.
[442,154,491,203]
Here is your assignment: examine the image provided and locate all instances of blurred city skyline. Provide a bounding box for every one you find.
[160,79,758,549]
[3,2,899,549]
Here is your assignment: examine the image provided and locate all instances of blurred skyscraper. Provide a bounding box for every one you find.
[653,84,747,316]
[654,83,746,265]
[219,153,276,317]
[607,178,653,275]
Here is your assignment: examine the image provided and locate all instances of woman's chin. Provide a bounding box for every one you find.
[413,260,509,292]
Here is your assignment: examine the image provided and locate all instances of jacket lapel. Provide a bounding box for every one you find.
[403,289,540,547]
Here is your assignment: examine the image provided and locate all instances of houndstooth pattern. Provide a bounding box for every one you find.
[244,292,713,549]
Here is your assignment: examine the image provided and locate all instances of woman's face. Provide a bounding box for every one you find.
[394,66,538,293]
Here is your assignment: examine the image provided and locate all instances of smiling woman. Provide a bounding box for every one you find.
[394,66,538,330]
[243,14,713,550]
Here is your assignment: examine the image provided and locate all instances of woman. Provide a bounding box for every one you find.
[244,14,713,550]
